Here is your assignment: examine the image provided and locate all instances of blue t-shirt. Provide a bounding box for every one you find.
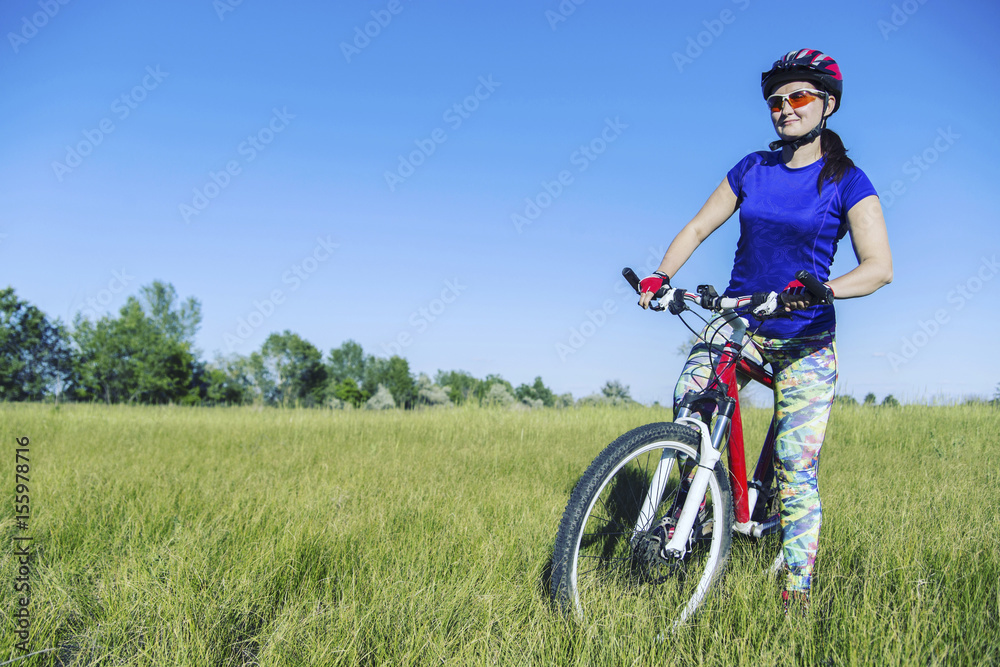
[725,151,877,338]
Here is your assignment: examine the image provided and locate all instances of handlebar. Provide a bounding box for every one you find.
[622,267,830,319]
[794,269,834,305]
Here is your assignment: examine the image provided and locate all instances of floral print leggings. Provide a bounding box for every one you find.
[673,320,837,593]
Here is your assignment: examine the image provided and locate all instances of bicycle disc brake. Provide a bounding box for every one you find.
[633,502,713,576]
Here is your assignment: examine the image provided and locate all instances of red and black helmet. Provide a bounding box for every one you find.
[761,49,843,113]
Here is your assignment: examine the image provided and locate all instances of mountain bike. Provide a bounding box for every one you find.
[550,267,832,626]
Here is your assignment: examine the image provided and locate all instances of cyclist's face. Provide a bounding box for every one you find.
[769,80,834,138]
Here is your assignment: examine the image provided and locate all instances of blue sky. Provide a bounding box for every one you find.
[3,0,998,404]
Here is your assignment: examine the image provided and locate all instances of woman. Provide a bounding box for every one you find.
[637,49,892,611]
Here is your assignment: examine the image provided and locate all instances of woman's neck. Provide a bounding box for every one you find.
[781,136,823,168]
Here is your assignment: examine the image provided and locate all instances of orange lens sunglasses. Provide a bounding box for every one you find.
[766,88,827,113]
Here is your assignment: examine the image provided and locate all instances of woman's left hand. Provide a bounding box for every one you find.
[780,279,816,311]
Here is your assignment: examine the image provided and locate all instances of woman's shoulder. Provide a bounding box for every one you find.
[728,150,781,184]
[734,150,782,169]
[837,162,875,188]
[834,162,878,207]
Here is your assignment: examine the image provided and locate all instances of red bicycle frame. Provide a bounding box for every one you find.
[708,340,777,526]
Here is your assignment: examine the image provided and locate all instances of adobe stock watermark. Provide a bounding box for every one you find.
[610,246,668,303]
[511,117,627,233]
[381,279,467,356]
[556,245,665,362]
[877,0,930,40]
[51,66,169,182]
[223,235,339,351]
[883,254,997,371]
[545,0,586,30]
[384,75,501,192]
[672,0,752,73]
[880,126,958,209]
[8,0,72,54]
[556,299,618,362]
[179,107,294,223]
[69,269,136,321]
[341,0,411,63]
[213,0,245,21]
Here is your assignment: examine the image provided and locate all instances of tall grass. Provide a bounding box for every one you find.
[0,403,997,666]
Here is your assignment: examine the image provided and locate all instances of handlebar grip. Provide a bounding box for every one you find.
[795,270,833,305]
[622,267,641,294]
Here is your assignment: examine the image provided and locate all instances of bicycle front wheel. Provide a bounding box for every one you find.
[551,422,734,626]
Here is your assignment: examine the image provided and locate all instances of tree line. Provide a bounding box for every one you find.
[0,282,637,409]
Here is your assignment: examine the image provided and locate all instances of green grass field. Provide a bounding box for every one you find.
[1,403,997,666]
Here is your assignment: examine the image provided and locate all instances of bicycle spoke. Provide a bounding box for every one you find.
[552,426,733,625]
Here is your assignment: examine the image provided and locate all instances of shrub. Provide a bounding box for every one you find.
[881,394,900,408]
[365,384,396,410]
[483,383,515,407]
[416,374,451,407]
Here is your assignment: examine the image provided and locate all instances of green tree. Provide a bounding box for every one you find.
[0,287,75,401]
[139,281,202,345]
[473,374,513,404]
[327,339,367,385]
[326,339,368,405]
[863,392,877,406]
[201,355,253,405]
[602,380,632,403]
[384,357,417,409]
[435,370,480,405]
[515,376,555,407]
[555,392,574,408]
[239,352,272,404]
[881,394,900,408]
[73,298,195,404]
[332,377,367,407]
[72,282,203,404]
[576,380,635,408]
[364,356,416,409]
[257,331,328,406]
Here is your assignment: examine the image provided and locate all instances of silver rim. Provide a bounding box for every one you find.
[568,439,727,625]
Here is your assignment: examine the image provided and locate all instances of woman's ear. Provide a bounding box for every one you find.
[825,96,836,117]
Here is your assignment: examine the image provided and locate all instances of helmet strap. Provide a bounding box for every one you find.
[769,97,829,152]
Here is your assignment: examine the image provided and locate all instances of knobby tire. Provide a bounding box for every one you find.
[551,422,734,626]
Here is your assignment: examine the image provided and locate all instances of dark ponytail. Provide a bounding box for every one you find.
[817,128,854,194]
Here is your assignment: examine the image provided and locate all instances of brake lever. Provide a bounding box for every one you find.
[666,289,687,315]
[751,291,796,320]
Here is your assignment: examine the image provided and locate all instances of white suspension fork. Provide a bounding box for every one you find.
[660,412,733,557]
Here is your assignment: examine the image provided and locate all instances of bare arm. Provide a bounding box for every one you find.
[639,178,738,308]
[826,194,893,298]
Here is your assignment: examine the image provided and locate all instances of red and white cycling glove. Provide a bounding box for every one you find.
[782,279,808,297]
[781,279,835,305]
[639,271,671,298]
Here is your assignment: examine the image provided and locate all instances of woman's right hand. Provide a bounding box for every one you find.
[638,272,670,309]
